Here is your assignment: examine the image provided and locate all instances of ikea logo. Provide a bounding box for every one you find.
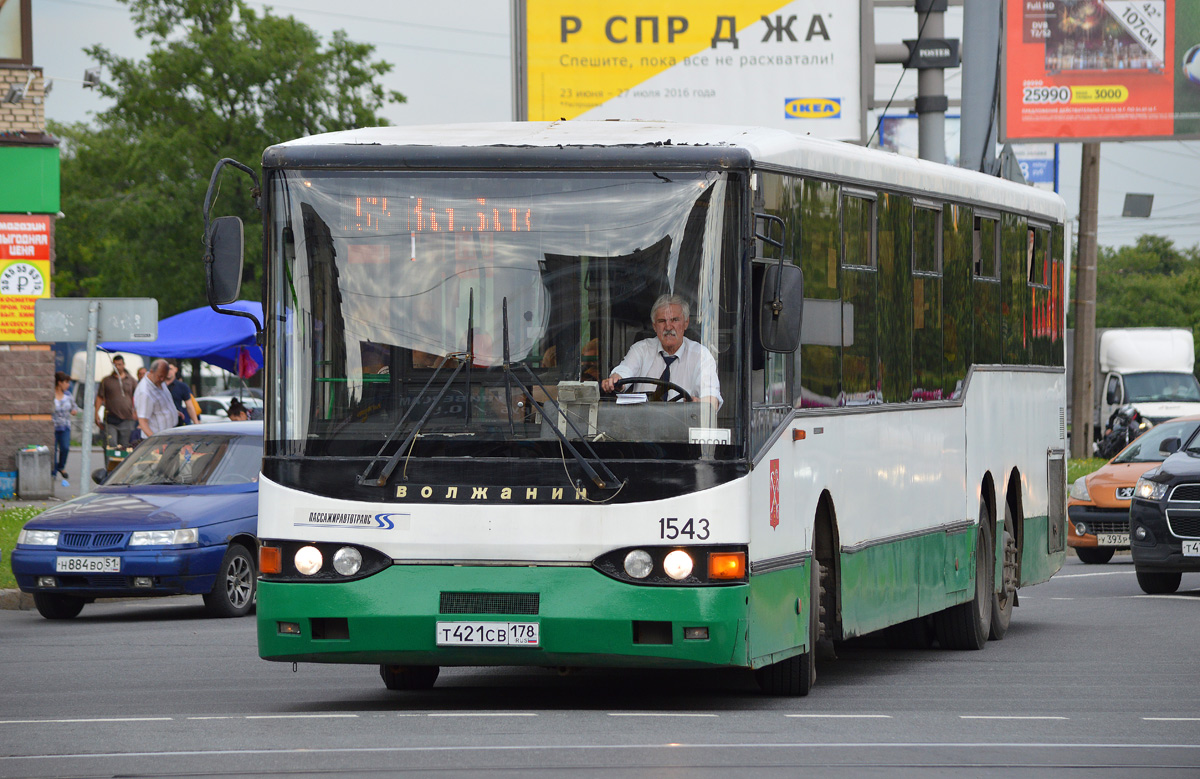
[784,98,841,119]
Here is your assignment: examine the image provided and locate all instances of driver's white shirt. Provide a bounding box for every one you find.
[610,336,722,407]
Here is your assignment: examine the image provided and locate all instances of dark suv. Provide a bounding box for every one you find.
[1130,434,1200,594]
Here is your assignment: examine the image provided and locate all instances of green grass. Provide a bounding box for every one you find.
[1068,458,1106,485]
[1,506,44,590]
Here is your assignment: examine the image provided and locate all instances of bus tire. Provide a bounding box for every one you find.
[33,592,85,620]
[755,559,820,696]
[1075,546,1114,565]
[203,544,256,618]
[989,515,1018,641]
[380,664,440,691]
[934,507,992,650]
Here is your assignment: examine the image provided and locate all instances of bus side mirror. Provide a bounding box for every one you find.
[206,216,245,306]
[759,263,804,354]
[1160,436,1182,456]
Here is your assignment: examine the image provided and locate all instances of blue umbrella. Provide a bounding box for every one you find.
[100,301,263,377]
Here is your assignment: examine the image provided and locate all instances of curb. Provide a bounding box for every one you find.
[0,588,33,611]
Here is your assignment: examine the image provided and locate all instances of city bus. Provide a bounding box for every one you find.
[203,122,1068,695]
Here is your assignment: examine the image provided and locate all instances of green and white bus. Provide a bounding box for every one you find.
[204,122,1068,695]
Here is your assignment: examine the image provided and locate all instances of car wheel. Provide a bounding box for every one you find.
[1075,546,1115,565]
[33,593,85,620]
[1135,569,1181,595]
[380,664,440,690]
[203,544,256,617]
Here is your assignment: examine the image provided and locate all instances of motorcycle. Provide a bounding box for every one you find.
[1094,403,1152,460]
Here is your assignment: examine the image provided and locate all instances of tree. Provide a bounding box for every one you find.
[51,0,405,317]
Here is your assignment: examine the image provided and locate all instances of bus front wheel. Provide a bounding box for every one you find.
[755,559,821,696]
[380,664,440,691]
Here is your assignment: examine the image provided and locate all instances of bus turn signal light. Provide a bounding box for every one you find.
[708,551,746,580]
[260,545,282,574]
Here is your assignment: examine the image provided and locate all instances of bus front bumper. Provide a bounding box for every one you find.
[257,564,749,669]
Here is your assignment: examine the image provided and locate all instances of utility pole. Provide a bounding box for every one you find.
[959,0,999,173]
[1071,143,1101,458]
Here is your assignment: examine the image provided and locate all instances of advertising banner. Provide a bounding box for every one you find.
[0,214,52,342]
[1003,0,1200,141]
[518,1,864,142]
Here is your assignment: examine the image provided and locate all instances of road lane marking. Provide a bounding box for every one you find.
[1056,571,1135,578]
[1144,717,1200,721]
[244,714,359,720]
[0,717,173,725]
[785,714,892,719]
[7,741,1200,761]
[608,713,719,717]
[427,713,537,717]
[960,716,1068,720]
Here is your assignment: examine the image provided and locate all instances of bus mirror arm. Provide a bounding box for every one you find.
[202,158,263,334]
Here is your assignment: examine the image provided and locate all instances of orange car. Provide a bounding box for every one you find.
[1068,415,1200,564]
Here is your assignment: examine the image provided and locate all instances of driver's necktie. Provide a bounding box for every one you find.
[659,353,678,384]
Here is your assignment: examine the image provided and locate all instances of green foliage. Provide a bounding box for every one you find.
[52,0,405,318]
[1068,458,1106,485]
[1068,234,1200,375]
[1,506,44,590]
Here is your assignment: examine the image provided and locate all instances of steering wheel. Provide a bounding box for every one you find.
[614,376,692,402]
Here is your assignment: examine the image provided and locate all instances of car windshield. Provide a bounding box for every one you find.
[1112,419,1200,463]
[1122,372,1200,403]
[106,434,262,486]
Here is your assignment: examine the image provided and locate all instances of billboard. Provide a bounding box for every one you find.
[515,1,865,142]
[0,214,51,343]
[1003,0,1200,141]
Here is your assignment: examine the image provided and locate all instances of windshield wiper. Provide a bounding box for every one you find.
[494,297,621,492]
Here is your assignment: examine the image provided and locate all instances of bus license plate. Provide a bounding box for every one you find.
[435,621,539,647]
[55,556,121,573]
[1095,533,1128,547]
[1183,540,1200,557]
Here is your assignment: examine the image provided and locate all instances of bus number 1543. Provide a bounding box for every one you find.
[659,517,710,540]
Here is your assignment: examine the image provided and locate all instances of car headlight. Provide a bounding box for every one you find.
[17,529,59,546]
[129,529,198,546]
[1134,476,1168,501]
[1068,476,1092,501]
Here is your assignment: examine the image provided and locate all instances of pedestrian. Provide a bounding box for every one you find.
[226,397,250,422]
[52,371,80,486]
[95,354,138,447]
[166,362,199,426]
[133,359,177,440]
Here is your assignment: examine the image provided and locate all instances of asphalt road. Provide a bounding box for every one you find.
[2,555,1198,778]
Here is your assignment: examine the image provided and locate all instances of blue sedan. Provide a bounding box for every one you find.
[11,421,262,619]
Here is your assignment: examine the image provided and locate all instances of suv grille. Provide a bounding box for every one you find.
[1165,511,1200,539]
[1168,484,1200,502]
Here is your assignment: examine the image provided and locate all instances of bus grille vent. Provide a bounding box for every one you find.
[439,592,540,615]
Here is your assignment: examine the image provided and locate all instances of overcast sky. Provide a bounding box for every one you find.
[32,0,1200,251]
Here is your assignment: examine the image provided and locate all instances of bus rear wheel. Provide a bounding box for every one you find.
[933,506,992,650]
[755,559,821,696]
[380,664,440,691]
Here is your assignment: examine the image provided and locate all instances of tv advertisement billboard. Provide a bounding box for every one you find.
[1004,0,1200,142]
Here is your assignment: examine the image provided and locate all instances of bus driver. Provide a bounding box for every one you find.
[601,294,722,409]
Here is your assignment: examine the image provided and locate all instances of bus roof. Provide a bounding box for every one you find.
[269,121,1067,222]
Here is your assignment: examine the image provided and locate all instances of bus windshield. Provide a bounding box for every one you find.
[266,169,743,460]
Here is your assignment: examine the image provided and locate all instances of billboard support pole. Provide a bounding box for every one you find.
[960,0,1000,172]
[1071,142,1101,459]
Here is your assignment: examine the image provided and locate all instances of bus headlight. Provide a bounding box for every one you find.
[332,546,363,576]
[294,545,323,576]
[663,550,694,580]
[623,550,653,579]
